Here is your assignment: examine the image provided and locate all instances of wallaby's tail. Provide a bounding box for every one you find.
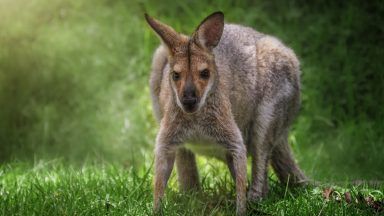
[271,139,383,188]
[149,45,168,121]
[309,179,384,188]
[271,138,308,186]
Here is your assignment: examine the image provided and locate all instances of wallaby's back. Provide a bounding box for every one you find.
[151,23,301,134]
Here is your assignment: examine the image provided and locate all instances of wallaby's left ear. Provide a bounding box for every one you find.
[145,13,183,54]
[193,11,224,50]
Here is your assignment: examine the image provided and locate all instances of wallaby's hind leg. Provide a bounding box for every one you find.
[175,148,200,191]
[247,111,274,201]
[247,145,271,201]
[271,135,307,186]
[225,153,236,182]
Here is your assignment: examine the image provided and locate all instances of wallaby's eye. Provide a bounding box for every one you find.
[200,69,210,79]
[172,71,181,81]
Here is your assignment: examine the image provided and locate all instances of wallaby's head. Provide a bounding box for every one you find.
[145,12,224,113]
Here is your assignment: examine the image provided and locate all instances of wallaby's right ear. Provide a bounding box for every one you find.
[193,11,224,50]
[145,13,182,53]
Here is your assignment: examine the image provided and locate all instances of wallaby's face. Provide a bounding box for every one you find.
[168,43,216,113]
[146,12,224,113]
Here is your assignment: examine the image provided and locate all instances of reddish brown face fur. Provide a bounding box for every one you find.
[145,12,223,113]
[169,41,216,113]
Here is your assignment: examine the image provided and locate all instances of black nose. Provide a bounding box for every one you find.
[182,88,197,107]
[182,82,197,108]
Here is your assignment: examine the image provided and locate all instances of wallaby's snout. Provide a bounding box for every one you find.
[181,82,198,112]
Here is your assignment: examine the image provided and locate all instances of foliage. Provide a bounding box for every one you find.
[0,0,383,181]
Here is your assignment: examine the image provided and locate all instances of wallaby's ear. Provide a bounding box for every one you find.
[193,11,224,50]
[145,13,182,53]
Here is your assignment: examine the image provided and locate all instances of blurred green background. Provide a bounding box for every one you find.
[0,0,383,181]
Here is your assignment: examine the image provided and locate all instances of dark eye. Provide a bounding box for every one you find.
[200,69,210,79]
[172,71,180,81]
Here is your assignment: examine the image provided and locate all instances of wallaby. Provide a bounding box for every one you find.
[145,11,307,215]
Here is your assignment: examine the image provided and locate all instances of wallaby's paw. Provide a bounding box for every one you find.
[247,190,265,202]
[289,177,310,187]
[179,184,201,193]
[236,203,247,216]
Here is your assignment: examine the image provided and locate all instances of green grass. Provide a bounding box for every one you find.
[1,161,383,215]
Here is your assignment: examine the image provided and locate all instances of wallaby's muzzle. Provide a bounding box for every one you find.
[181,97,198,112]
[181,93,198,113]
[180,81,199,113]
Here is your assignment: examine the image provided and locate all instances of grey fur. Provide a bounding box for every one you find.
[147,13,307,215]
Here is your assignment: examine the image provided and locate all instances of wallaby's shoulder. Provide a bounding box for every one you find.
[213,23,300,99]
[256,36,300,75]
[221,24,264,43]
[214,23,264,60]
[219,23,299,74]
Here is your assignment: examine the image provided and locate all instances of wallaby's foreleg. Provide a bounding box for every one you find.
[226,152,249,215]
[153,133,176,213]
[230,145,247,216]
[271,135,307,186]
[219,126,247,216]
[176,148,200,191]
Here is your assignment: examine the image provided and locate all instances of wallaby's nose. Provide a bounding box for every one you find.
[182,87,197,107]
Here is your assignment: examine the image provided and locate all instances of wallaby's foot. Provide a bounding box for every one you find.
[247,188,268,202]
[292,178,310,187]
[282,173,309,188]
[237,206,246,216]
[271,136,308,188]
[247,190,263,202]
[247,177,269,202]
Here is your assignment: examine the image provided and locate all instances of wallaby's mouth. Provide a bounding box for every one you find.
[181,97,199,113]
[183,104,198,113]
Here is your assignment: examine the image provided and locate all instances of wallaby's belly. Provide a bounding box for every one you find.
[184,138,227,161]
